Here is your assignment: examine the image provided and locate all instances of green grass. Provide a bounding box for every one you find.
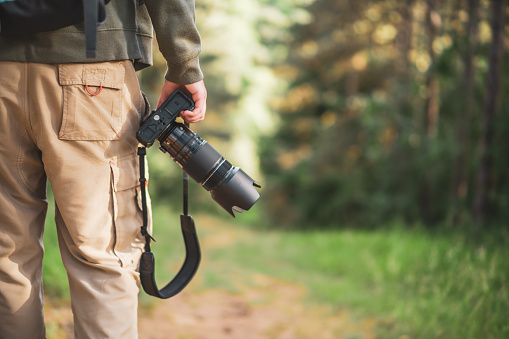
[42,196,69,299]
[43,200,509,339]
[195,222,509,339]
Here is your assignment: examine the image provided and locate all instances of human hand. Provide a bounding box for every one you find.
[156,79,207,123]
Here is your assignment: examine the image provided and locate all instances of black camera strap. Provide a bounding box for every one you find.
[137,146,201,299]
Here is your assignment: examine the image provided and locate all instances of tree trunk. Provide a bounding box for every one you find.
[451,0,480,225]
[425,0,440,138]
[395,0,416,124]
[421,0,441,226]
[397,0,415,75]
[473,0,506,224]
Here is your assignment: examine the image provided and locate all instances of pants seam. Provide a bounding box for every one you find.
[24,63,39,146]
[16,130,38,194]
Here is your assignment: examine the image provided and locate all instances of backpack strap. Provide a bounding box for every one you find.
[84,0,99,58]
[137,146,201,299]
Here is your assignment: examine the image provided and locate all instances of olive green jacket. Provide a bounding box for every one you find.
[0,0,203,84]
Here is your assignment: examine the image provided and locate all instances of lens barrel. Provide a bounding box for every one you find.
[159,123,260,216]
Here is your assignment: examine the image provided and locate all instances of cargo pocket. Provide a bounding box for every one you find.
[58,62,125,141]
[110,153,149,269]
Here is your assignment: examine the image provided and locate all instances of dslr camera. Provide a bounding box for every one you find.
[137,90,261,216]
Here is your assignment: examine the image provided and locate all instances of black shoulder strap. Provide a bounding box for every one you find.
[137,147,201,299]
[84,0,100,58]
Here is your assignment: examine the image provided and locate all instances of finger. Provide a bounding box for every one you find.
[193,95,206,115]
[183,106,206,121]
[181,109,205,123]
[185,81,207,112]
[183,89,207,123]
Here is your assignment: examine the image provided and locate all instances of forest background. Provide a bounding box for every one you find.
[143,0,509,231]
[42,0,509,338]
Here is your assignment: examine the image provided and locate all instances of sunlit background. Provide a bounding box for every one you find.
[43,1,509,338]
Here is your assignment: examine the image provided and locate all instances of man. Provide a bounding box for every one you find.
[0,0,206,338]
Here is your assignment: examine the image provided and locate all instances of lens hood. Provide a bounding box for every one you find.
[210,168,261,217]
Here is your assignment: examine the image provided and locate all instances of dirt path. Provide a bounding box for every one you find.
[138,275,378,339]
[45,273,377,339]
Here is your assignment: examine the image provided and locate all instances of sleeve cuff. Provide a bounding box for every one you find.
[164,56,204,85]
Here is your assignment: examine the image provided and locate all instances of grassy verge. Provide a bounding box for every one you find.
[43,202,509,339]
[191,217,509,339]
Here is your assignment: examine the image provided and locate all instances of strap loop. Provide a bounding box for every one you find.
[85,84,103,96]
[137,146,201,299]
[138,147,152,252]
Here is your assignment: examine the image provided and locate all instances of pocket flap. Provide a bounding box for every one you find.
[58,62,125,89]
[110,153,140,192]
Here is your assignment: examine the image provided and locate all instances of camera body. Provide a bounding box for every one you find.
[137,90,195,148]
[136,90,260,217]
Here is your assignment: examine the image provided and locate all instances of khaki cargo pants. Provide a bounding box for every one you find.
[0,61,151,338]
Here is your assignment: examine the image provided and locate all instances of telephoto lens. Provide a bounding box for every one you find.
[158,122,261,217]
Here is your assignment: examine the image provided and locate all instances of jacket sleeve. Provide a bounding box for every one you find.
[143,0,203,84]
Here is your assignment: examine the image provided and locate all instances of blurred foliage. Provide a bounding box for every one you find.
[139,0,509,229]
[259,0,509,229]
[138,0,295,217]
